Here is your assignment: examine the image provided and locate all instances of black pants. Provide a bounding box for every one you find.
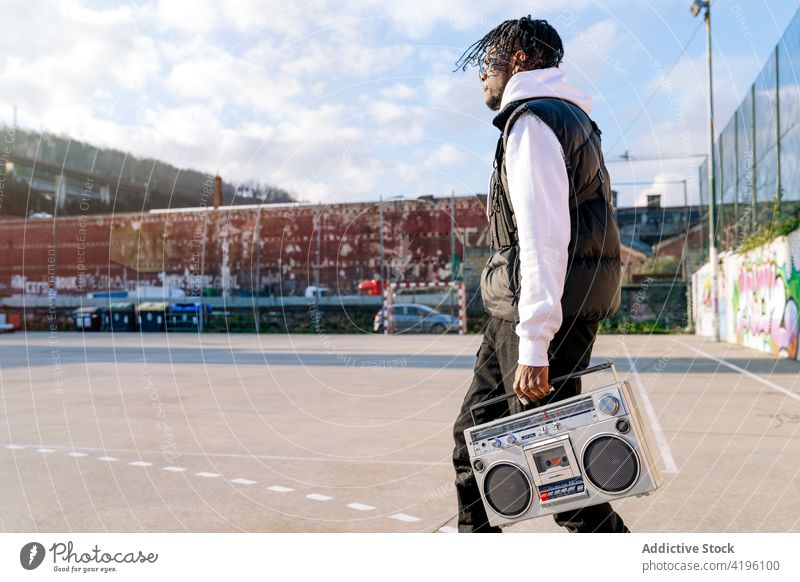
[451,316,629,533]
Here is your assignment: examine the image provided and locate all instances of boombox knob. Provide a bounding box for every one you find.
[616,419,630,433]
[506,434,517,445]
[599,394,621,415]
[492,438,502,448]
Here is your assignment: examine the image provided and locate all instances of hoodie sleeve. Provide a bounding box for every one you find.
[504,113,570,367]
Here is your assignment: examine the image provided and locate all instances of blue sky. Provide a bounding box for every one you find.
[1,0,798,207]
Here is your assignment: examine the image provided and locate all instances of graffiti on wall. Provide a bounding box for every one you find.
[733,257,799,359]
[694,230,800,361]
[719,230,800,360]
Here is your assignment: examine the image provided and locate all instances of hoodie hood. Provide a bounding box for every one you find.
[499,67,592,114]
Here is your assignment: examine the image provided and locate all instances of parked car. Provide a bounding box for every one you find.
[304,285,331,300]
[373,303,459,334]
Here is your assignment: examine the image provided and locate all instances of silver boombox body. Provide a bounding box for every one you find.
[464,363,662,527]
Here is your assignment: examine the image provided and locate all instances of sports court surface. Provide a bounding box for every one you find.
[1,331,799,533]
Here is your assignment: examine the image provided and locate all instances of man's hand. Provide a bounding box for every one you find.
[513,364,552,404]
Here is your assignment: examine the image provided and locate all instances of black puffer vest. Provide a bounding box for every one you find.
[480,97,622,322]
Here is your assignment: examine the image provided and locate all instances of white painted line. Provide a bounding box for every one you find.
[675,339,800,404]
[267,485,294,493]
[2,443,445,467]
[195,472,220,479]
[620,341,680,474]
[5,444,25,450]
[438,526,458,533]
[347,502,375,511]
[162,466,186,472]
[36,448,55,454]
[306,493,333,502]
[389,513,422,523]
[97,457,118,462]
[128,461,153,467]
[67,452,88,458]
[231,478,257,485]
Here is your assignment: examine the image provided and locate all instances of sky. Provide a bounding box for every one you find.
[1,0,798,208]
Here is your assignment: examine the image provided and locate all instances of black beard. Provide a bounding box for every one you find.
[485,90,502,111]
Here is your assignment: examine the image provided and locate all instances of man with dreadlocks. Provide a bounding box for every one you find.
[450,16,627,533]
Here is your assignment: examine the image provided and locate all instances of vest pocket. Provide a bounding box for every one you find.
[480,247,519,322]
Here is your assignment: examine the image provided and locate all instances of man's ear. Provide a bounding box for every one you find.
[512,49,528,73]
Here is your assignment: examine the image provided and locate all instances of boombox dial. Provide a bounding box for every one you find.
[598,394,620,415]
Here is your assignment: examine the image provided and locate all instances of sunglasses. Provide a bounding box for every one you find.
[478,54,510,76]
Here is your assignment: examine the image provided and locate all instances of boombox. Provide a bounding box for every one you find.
[464,362,662,527]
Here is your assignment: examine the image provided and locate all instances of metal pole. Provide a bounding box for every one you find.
[450,190,456,314]
[734,112,739,231]
[315,203,321,287]
[200,214,207,300]
[255,223,261,298]
[52,179,59,330]
[255,213,261,333]
[698,165,704,208]
[751,84,757,233]
[379,196,385,286]
[683,180,693,330]
[450,190,456,277]
[705,1,719,342]
[315,203,322,308]
[682,180,689,283]
[718,133,725,247]
[775,44,782,219]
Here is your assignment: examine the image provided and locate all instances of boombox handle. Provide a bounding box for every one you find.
[469,361,619,427]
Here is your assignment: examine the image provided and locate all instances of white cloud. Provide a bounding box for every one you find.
[156,0,218,34]
[165,47,302,113]
[422,144,469,169]
[381,83,418,100]
[562,19,630,81]
[142,104,224,147]
[1,0,790,208]
[0,1,162,136]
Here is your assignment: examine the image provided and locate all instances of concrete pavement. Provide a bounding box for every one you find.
[1,331,798,532]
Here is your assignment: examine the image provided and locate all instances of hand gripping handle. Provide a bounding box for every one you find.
[468,361,617,427]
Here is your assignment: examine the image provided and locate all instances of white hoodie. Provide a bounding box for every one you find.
[498,68,593,367]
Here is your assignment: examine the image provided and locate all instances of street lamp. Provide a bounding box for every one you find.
[691,0,718,342]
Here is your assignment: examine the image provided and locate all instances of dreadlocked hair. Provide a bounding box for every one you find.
[454,15,564,72]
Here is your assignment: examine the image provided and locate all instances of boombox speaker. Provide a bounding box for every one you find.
[463,362,662,527]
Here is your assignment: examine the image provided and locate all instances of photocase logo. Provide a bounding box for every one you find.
[20,542,46,570]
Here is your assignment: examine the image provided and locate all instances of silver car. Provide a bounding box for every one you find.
[373,303,459,334]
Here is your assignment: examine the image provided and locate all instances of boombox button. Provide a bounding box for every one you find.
[576,484,584,493]
[546,422,560,434]
[567,486,576,494]
[540,492,549,502]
